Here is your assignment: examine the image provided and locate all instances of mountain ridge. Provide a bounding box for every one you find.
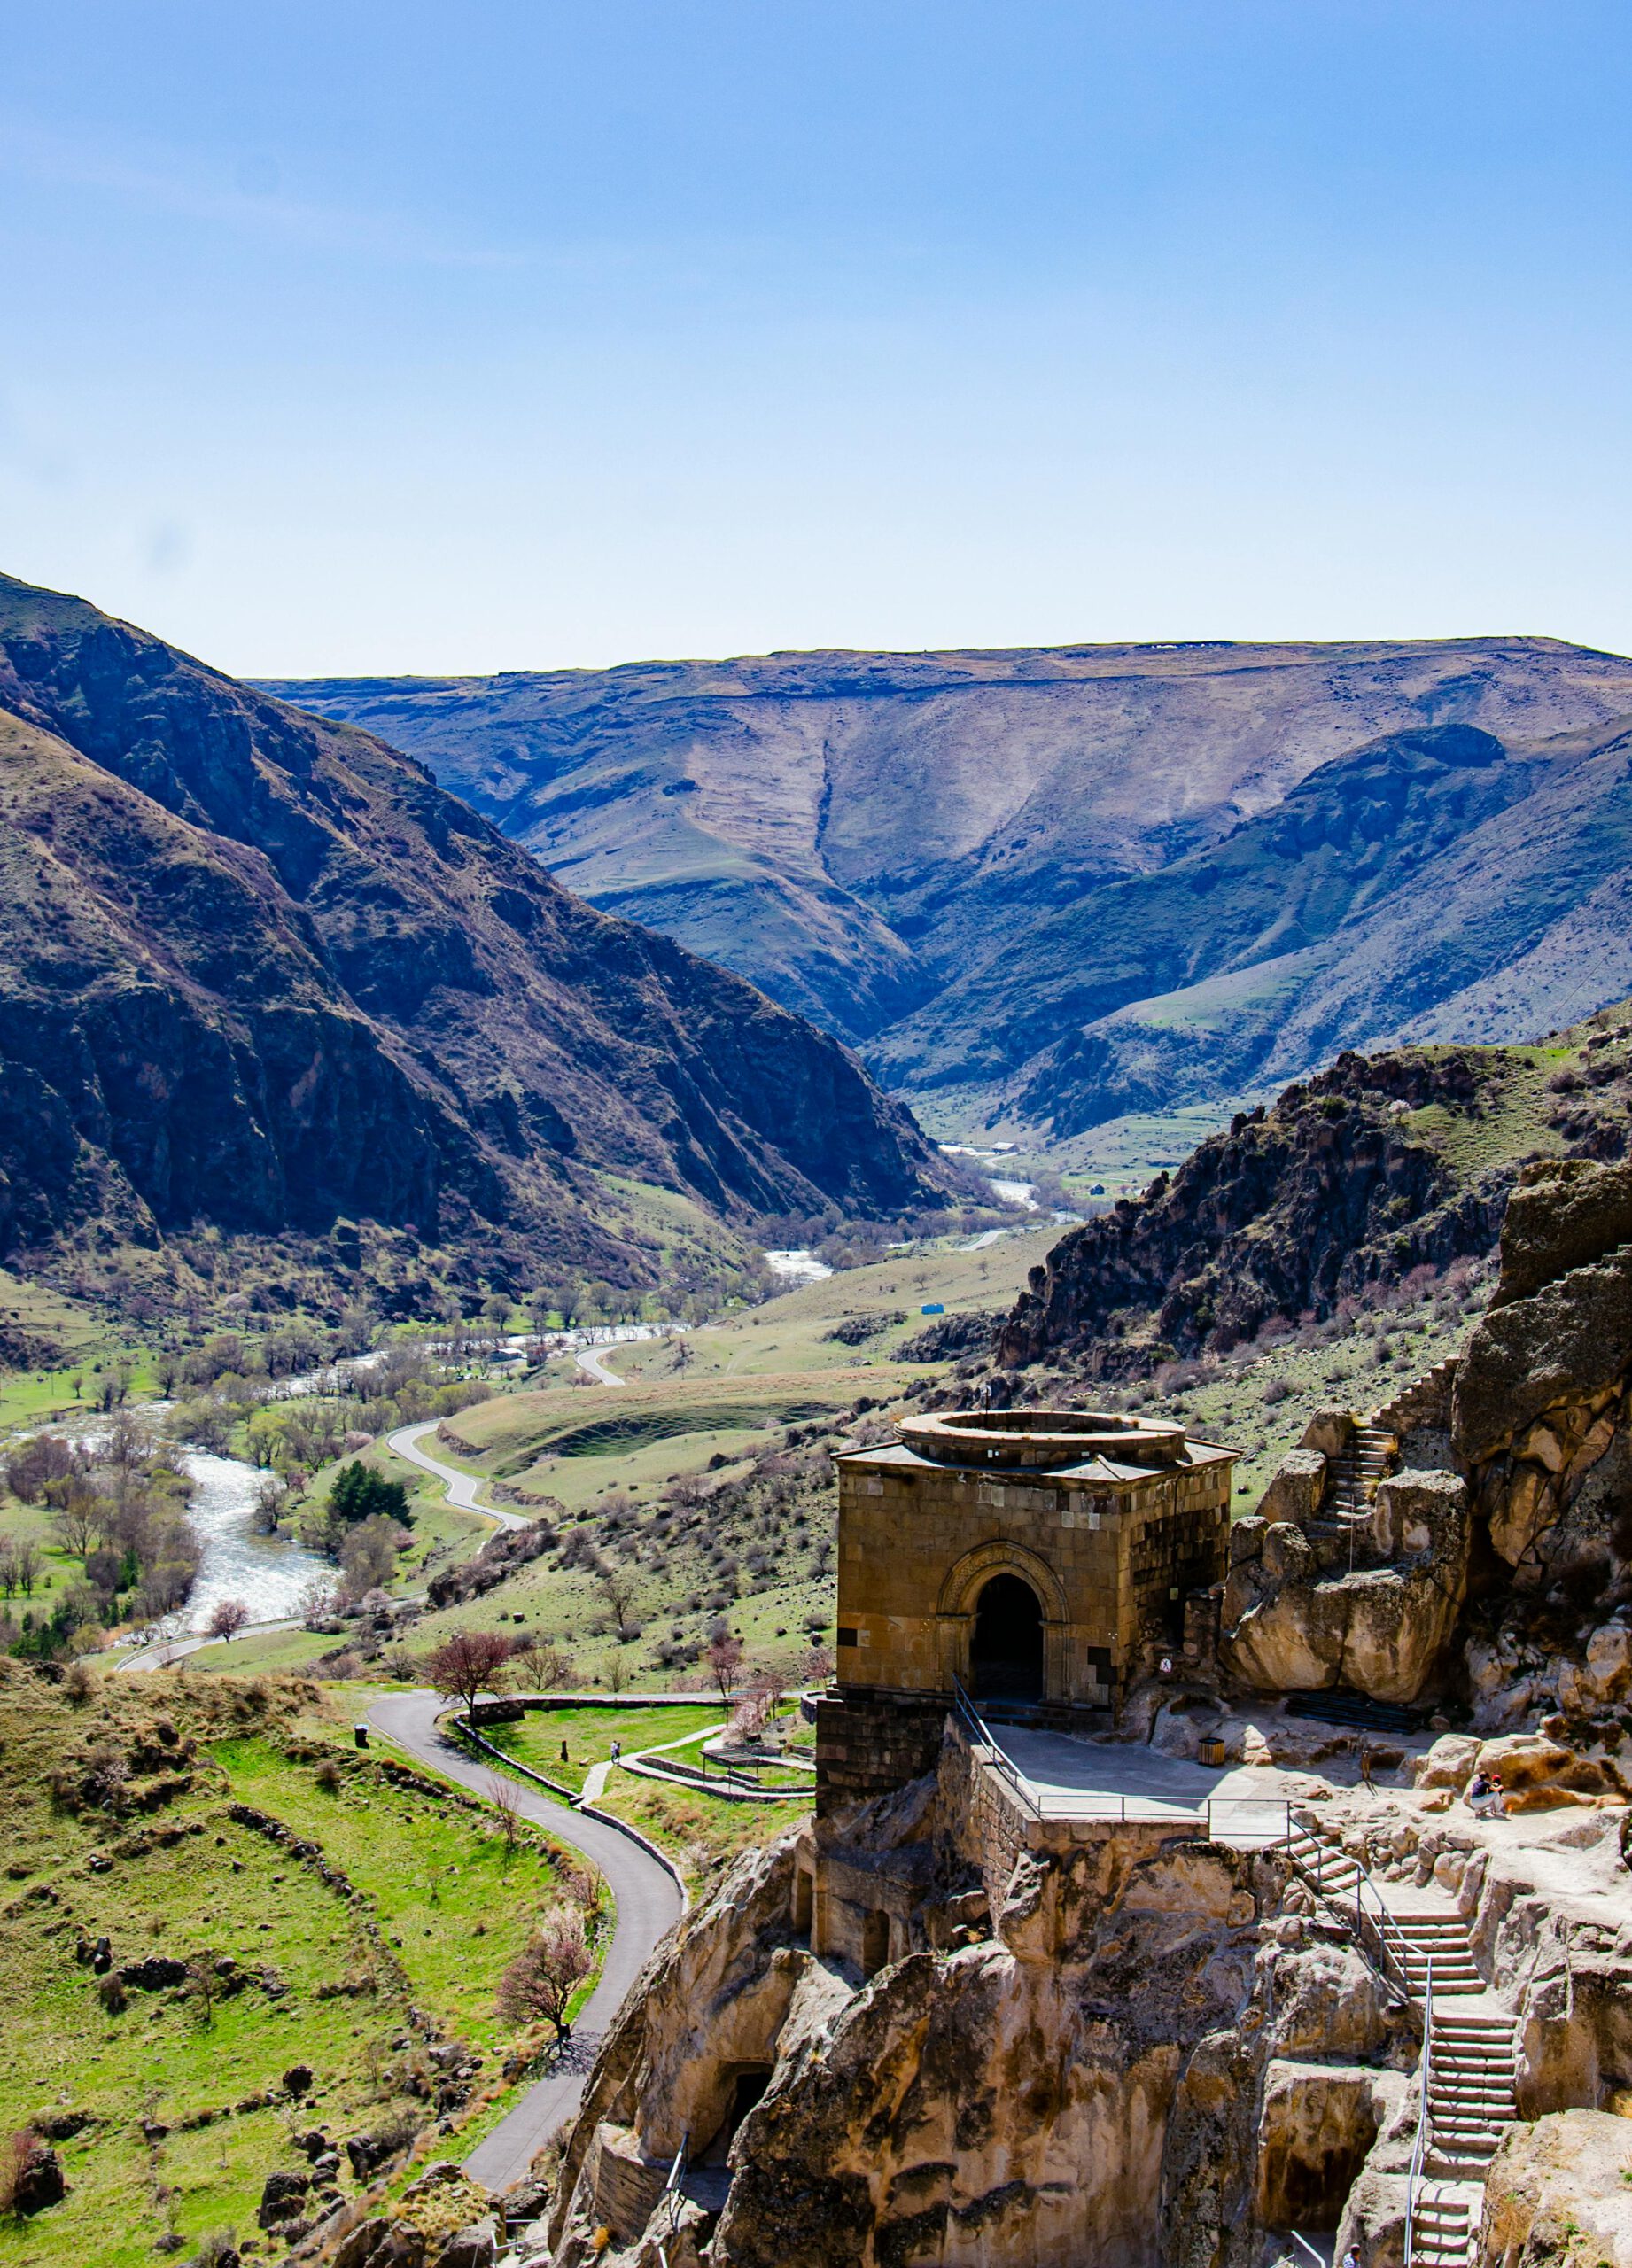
[267,636,1632,1136]
[0,573,954,1297]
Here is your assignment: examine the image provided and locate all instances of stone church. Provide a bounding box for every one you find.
[818,1406,1237,1811]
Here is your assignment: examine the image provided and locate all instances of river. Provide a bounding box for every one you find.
[169,1447,327,1635]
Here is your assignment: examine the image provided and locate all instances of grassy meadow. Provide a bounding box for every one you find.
[0,1664,607,2268]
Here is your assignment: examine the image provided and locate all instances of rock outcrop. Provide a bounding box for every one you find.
[1480,2111,1632,2267]
[1220,1470,1470,1704]
[995,1045,1535,1371]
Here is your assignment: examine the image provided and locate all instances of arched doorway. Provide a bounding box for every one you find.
[971,1573,1044,1700]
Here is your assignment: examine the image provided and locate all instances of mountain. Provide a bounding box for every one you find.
[996,1001,1632,1375]
[0,574,953,1296]
[266,640,1632,1137]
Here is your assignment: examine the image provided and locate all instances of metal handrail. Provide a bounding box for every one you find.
[1404,1960,1434,2268]
[654,2133,688,2268]
[1286,1807,1418,2001]
[950,1682,1293,1841]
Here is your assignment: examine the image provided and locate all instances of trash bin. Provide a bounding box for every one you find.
[353,1724,369,1750]
[1197,1736,1226,1768]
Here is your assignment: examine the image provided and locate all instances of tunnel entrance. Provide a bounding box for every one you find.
[701,2064,774,2163]
[970,1573,1045,1701]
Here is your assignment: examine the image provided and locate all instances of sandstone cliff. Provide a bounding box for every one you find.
[541,1736,1414,2268]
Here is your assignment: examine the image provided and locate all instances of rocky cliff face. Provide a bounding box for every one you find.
[1188,1145,1632,1727]
[0,574,953,1285]
[543,1737,1414,2268]
[998,1013,1632,1376]
[268,639,1632,1132]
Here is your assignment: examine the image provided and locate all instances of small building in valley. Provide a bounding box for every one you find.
[818,1407,1238,1812]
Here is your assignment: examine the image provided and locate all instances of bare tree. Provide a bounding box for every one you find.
[49,1488,105,1561]
[185,1955,217,2027]
[8,1539,40,1598]
[599,1563,640,1642]
[495,1906,592,2039]
[512,1635,571,1691]
[705,1629,743,1705]
[425,1628,514,1715]
[298,1574,338,1626]
[486,1774,524,1866]
[207,1598,250,1643]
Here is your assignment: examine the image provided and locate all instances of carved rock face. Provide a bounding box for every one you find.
[1219,1470,1470,1704]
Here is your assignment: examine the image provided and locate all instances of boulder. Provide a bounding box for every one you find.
[434,2218,498,2268]
[1480,2109,1632,2267]
[1263,1524,1317,1582]
[1221,1472,1470,1705]
[1558,1622,1632,1713]
[1474,1735,1574,1791]
[1490,1158,1632,1309]
[10,2143,66,2215]
[257,2168,311,2228]
[1454,1248,1632,1465]
[1411,1736,1481,1793]
[1257,1450,1326,1529]
[333,2220,392,2268]
[1301,1410,1356,1461]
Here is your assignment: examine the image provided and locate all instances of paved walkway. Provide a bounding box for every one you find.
[574,1713,746,1803]
[386,1419,527,1531]
[997,1725,1304,1840]
[369,1690,684,2191]
[115,1618,302,1674]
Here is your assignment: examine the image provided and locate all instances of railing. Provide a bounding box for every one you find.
[1286,1807,1418,2003]
[950,1682,1293,1842]
[654,2133,688,2268]
[1404,1960,1434,2268]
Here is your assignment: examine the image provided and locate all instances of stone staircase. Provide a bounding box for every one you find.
[1372,1358,1459,1441]
[1319,1423,1397,1529]
[1283,1820,1518,2268]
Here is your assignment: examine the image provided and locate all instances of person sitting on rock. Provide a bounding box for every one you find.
[1466,1769,1503,1818]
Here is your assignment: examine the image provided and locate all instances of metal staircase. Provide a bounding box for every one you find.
[1284,1817,1518,2268]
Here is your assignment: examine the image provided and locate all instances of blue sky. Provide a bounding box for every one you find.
[3,1,1630,673]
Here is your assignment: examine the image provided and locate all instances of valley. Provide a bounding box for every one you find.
[273,638,1632,1149]
[4,586,1632,2268]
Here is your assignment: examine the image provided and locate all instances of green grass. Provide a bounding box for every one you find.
[1139,1276,1488,1509]
[595,1774,810,1897]
[481,1702,726,1794]
[0,1670,603,2268]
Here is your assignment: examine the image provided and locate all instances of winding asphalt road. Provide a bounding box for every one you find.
[369,1689,685,2192]
[386,1419,528,1531]
[573,1348,626,1386]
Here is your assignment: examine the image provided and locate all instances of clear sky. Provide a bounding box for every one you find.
[4,1,1631,675]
